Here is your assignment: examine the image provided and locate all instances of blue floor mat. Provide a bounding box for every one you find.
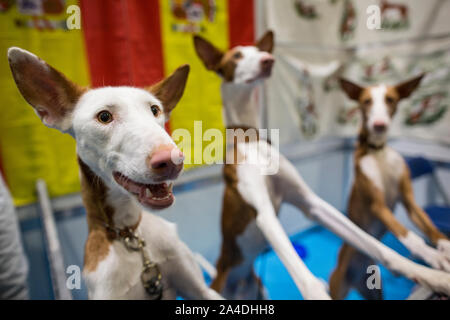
[254,226,417,300]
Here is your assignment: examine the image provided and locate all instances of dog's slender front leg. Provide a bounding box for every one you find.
[368,195,450,273]
[352,168,450,272]
[170,240,224,300]
[278,156,450,295]
[399,167,450,258]
[255,203,331,300]
[236,163,330,300]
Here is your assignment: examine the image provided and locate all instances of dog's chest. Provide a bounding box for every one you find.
[85,214,180,299]
[359,147,405,208]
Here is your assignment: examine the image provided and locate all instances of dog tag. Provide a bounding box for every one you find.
[123,236,143,251]
[141,262,163,300]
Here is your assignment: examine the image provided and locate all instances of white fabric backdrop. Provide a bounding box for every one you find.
[257,0,450,145]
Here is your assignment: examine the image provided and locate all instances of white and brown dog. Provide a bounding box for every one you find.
[330,75,450,299]
[193,31,450,300]
[8,47,223,300]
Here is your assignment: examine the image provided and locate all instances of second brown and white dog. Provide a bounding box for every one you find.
[329,75,450,299]
[193,31,450,300]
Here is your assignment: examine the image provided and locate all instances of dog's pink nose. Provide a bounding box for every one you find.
[373,121,387,133]
[260,56,275,72]
[148,146,184,179]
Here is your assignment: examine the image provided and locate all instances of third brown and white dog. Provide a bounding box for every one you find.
[329,75,450,299]
[193,31,450,300]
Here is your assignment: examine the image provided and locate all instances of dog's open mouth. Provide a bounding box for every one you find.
[113,172,174,209]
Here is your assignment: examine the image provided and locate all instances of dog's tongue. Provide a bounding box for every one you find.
[147,183,169,198]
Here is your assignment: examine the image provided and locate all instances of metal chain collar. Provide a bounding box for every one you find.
[105,224,163,300]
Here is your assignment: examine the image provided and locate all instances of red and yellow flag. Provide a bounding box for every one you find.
[0,0,254,205]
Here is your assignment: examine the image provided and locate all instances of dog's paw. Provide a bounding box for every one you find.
[437,239,450,259]
[401,232,450,272]
[413,265,450,296]
[422,245,450,273]
[305,278,331,300]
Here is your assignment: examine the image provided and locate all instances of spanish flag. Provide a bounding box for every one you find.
[0,0,255,205]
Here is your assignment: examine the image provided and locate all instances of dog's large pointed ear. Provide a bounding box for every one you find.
[148,64,190,117]
[8,47,84,132]
[395,73,425,100]
[256,30,274,53]
[339,77,364,101]
[193,35,224,71]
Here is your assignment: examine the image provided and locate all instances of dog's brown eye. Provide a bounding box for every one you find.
[151,105,161,117]
[362,98,372,106]
[97,110,113,124]
[386,96,395,104]
[233,51,242,59]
